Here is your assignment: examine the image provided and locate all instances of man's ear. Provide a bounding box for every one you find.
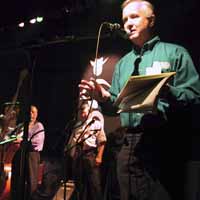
[149,14,155,27]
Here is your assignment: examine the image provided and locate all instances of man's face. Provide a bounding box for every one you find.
[4,105,19,121]
[30,106,38,123]
[122,2,154,46]
[79,105,90,121]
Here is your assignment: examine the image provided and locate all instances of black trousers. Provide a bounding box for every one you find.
[184,161,200,200]
[116,131,171,200]
[11,149,40,200]
[72,150,103,200]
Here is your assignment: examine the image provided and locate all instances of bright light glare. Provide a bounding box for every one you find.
[30,18,37,24]
[36,17,43,23]
[18,22,25,27]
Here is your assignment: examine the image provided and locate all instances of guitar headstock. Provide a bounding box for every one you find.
[18,68,29,87]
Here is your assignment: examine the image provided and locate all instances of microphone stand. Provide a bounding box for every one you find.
[17,101,31,200]
[15,50,32,200]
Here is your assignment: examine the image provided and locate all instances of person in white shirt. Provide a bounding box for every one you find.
[11,105,45,200]
[67,100,106,200]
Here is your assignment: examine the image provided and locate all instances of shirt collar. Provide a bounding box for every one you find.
[132,36,160,55]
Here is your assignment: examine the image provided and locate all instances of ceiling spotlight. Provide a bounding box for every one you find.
[36,16,43,23]
[29,18,37,24]
[18,22,25,28]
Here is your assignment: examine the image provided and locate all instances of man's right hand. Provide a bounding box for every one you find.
[79,78,111,102]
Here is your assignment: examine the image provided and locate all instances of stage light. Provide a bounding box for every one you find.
[18,22,25,28]
[36,17,43,23]
[29,18,37,24]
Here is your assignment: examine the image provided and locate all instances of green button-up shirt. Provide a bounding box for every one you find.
[103,36,200,128]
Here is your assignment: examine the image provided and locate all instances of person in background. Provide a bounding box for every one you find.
[30,129,65,200]
[79,0,200,199]
[0,102,21,141]
[11,105,45,200]
[0,102,21,199]
[66,100,106,200]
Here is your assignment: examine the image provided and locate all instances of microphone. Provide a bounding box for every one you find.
[104,22,121,31]
[104,22,129,40]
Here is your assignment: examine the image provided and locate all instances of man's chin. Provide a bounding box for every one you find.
[129,36,139,44]
[129,33,138,40]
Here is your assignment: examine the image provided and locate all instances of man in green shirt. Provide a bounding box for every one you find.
[79,0,200,199]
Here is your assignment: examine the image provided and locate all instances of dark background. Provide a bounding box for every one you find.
[0,0,200,155]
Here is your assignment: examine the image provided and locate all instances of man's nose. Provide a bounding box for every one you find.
[126,18,134,27]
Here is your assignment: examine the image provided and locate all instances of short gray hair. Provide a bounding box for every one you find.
[121,0,154,18]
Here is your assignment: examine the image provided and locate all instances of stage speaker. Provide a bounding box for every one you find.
[53,180,75,200]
